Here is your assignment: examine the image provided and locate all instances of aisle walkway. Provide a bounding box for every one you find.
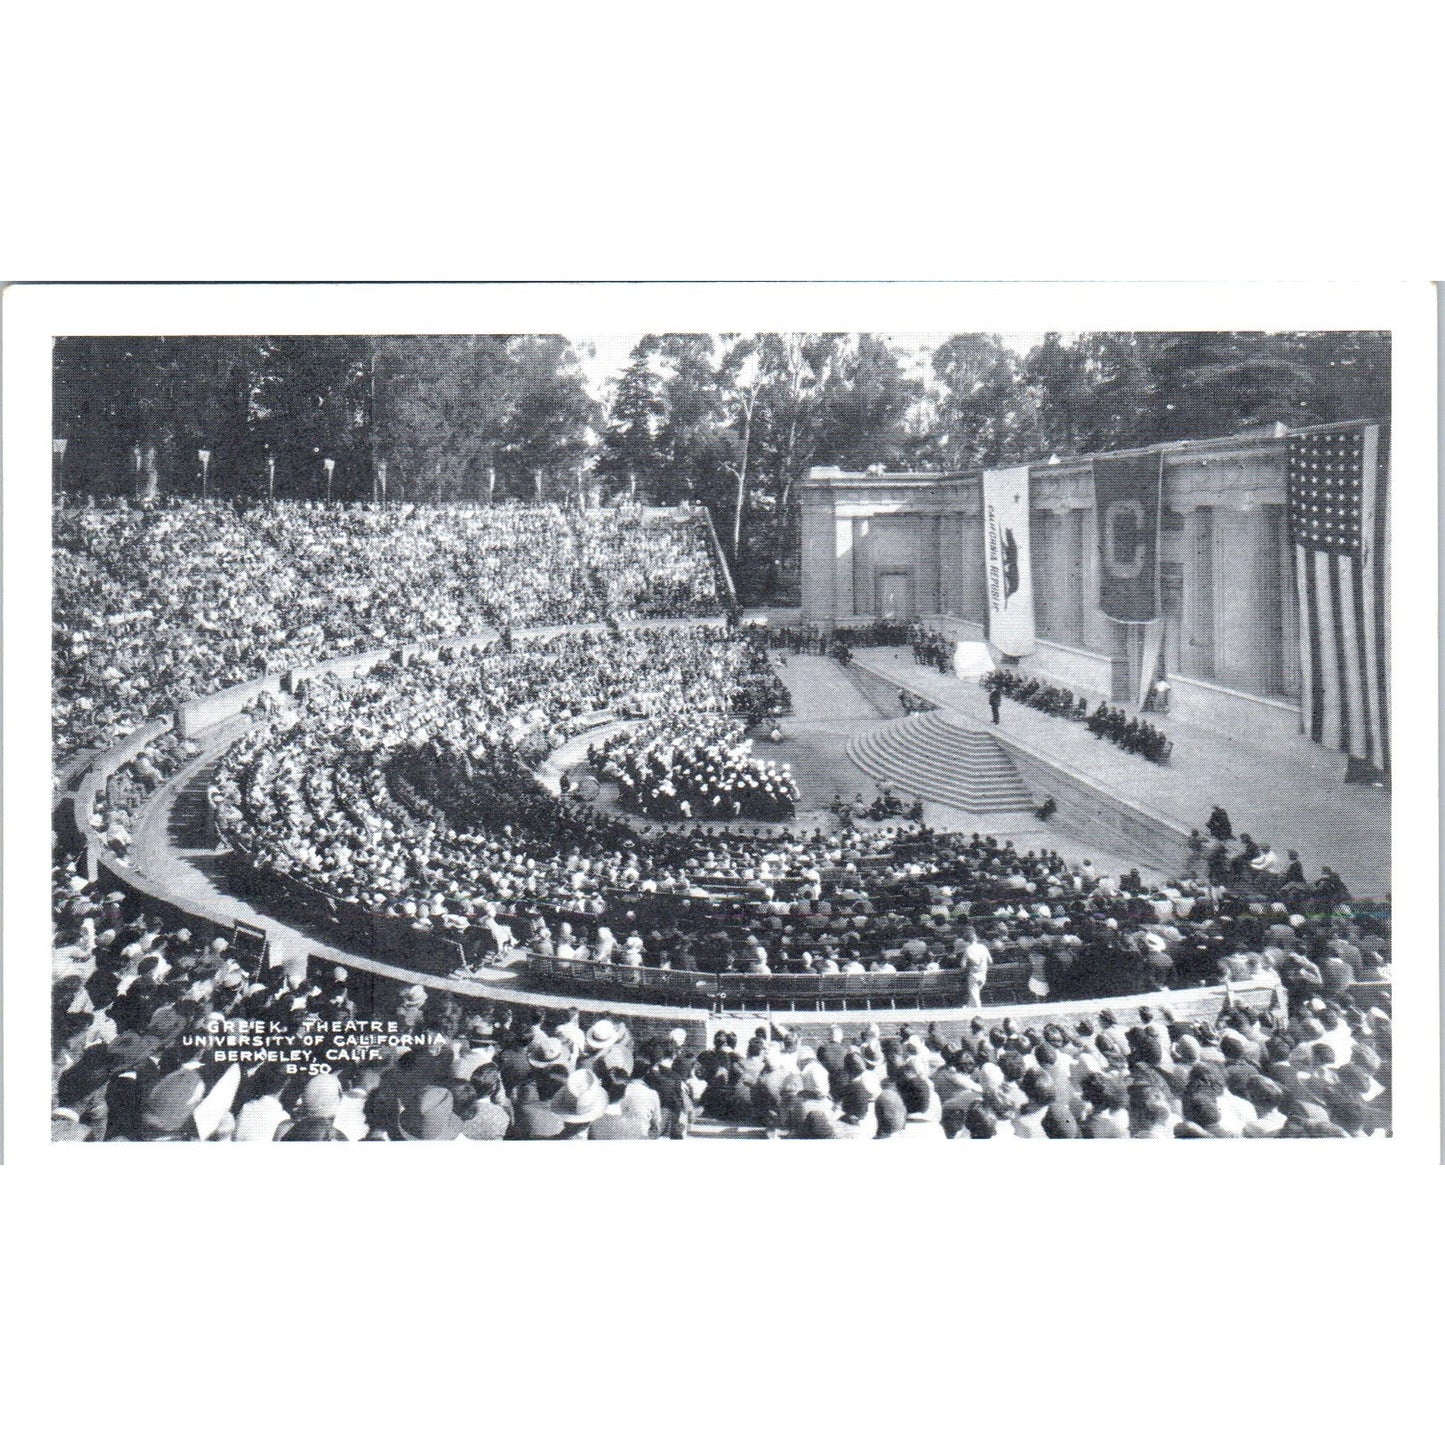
[748,654,885,827]
[852,647,1390,896]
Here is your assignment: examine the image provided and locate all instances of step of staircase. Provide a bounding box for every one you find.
[845,709,1036,813]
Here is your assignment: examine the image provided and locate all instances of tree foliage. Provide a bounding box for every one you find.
[53,329,1390,601]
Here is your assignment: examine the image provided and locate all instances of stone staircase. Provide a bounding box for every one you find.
[845,709,1036,814]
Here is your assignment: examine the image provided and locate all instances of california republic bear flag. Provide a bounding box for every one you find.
[982,465,1035,656]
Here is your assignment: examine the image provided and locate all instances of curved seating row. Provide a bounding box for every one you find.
[65,615,1256,1029]
[527,952,990,1011]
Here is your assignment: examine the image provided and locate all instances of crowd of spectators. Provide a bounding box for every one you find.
[84,730,201,865]
[572,507,723,618]
[909,624,955,673]
[54,498,1391,1141]
[1085,701,1172,764]
[200,615,1386,1008]
[53,833,1391,1141]
[54,500,722,759]
[1188,806,1352,902]
[829,788,924,826]
[210,627,747,923]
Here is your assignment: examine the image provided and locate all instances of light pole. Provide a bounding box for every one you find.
[52,437,68,499]
[198,449,212,500]
[324,457,335,504]
[266,451,276,501]
[375,458,387,507]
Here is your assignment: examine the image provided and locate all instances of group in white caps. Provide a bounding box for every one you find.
[596,716,800,823]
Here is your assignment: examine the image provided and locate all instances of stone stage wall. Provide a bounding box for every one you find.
[800,428,1322,739]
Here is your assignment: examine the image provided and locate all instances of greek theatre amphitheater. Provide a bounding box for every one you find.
[55,421,1391,1141]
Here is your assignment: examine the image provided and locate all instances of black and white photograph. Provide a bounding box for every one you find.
[5,6,1445,1438]
[38,312,1404,1144]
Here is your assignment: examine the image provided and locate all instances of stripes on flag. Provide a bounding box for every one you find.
[1286,423,1389,774]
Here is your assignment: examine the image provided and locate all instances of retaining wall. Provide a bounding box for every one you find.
[996,733,1194,875]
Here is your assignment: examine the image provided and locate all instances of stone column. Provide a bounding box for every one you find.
[1033,509,1061,642]
[1028,510,1049,640]
[834,514,855,619]
[958,511,987,625]
[920,514,942,614]
[1080,504,1118,655]
[800,495,837,622]
[937,513,963,615]
[1275,503,1301,699]
[1180,504,1215,681]
[1057,508,1080,644]
[1211,505,1281,695]
[1253,506,1286,697]
[852,517,872,616]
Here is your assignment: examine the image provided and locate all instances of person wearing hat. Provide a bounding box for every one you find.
[586,1059,652,1140]
[549,1070,607,1139]
[102,1032,165,1140]
[786,1060,836,1137]
[54,1045,114,1141]
[404,1083,464,1141]
[140,1068,207,1141]
[619,1055,664,1137]
[497,1029,535,1094]
[510,1036,571,1139]
[556,1007,587,1062]
[578,1017,634,1082]
[647,1036,695,1139]
[452,1064,512,1140]
[397,983,428,1031]
[451,1042,498,1089]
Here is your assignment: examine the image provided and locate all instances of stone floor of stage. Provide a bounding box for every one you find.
[743,653,1152,879]
[848,646,1390,898]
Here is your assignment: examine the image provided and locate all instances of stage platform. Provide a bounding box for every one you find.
[850,646,1389,898]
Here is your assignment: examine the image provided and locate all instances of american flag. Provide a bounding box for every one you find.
[1286,423,1389,774]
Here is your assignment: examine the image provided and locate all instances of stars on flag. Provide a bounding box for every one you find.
[1286,431,1367,554]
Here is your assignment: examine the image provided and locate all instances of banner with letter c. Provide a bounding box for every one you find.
[981,464,1035,657]
[1092,451,1164,623]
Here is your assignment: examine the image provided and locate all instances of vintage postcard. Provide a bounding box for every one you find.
[5,282,1435,1151]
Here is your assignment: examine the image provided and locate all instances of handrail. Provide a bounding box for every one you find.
[522,950,975,1008]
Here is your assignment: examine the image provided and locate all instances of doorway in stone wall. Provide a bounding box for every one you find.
[876,571,913,620]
